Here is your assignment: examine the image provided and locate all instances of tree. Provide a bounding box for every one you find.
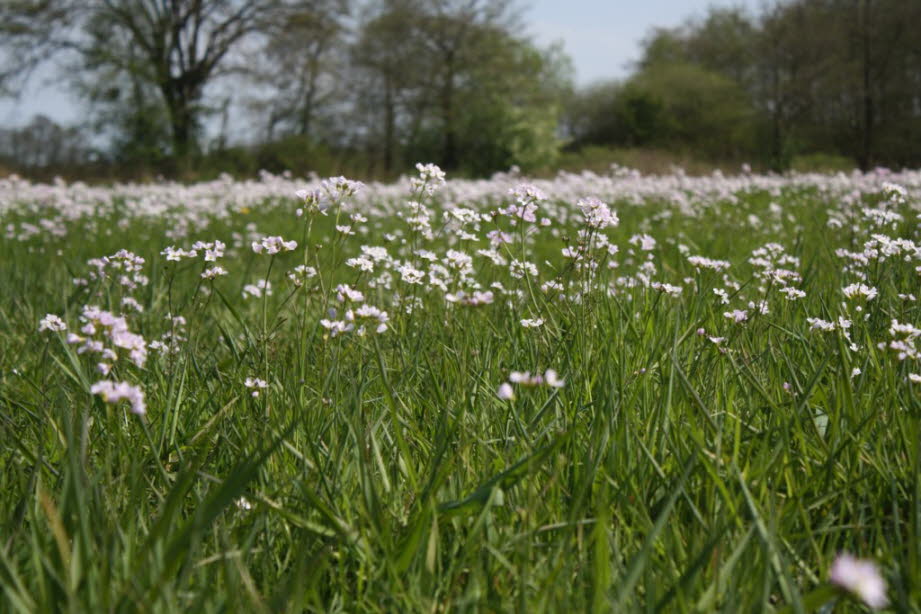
[351,0,568,174]
[0,1,312,159]
[351,0,429,173]
[248,0,351,143]
[0,115,94,170]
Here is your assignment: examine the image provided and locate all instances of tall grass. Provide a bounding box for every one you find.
[1,169,919,611]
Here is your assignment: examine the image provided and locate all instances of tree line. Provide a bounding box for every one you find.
[566,0,921,171]
[1,0,919,180]
[0,0,570,179]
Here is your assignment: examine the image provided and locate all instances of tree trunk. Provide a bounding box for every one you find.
[440,61,458,170]
[383,77,395,173]
[858,0,874,170]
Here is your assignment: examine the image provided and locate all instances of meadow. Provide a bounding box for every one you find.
[1,164,920,612]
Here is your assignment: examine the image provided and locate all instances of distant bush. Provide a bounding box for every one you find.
[790,153,856,173]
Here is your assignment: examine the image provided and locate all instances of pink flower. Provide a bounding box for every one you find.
[91,380,146,415]
[829,553,888,610]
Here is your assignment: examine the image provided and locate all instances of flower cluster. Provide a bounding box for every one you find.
[252,236,297,254]
[91,380,146,415]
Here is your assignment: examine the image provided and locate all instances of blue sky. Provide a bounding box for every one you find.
[0,0,761,129]
[527,0,761,83]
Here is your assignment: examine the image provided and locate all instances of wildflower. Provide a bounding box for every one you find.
[724,309,748,323]
[161,246,196,261]
[91,380,146,415]
[651,282,682,296]
[842,283,878,301]
[687,256,730,271]
[346,304,390,334]
[807,317,836,332]
[411,163,446,195]
[497,382,515,400]
[321,176,364,199]
[397,264,425,285]
[242,280,272,299]
[629,234,657,251]
[335,284,364,303]
[509,260,538,279]
[543,369,564,388]
[829,554,888,610]
[252,236,297,254]
[520,318,544,328]
[446,290,494,306]
[244,377,268,398]
[121,297,144,312]
[346,255,375,272]
[288,265,317,286]
[320,318,353,337]
[39,314,67,332]
[295,188,329,215]
[508,369,564,388]
[201,266,228,280]
[576,197,618,229]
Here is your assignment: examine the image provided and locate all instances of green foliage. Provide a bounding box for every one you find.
[790,153,856,173]
[618,62,757,159]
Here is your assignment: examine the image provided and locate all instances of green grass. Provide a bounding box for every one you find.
[1,173,919,612]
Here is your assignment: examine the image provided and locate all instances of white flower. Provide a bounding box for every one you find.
[288,265,318,286]
[335,284,364,303]
[39,314,67,332]
[91,380,146,415]
[244,377,268,397]
[576,197,618,229]
[397,264,425,285]
[509,260,538,279]
[497,382,515,400]
[629,233,656,251]
[520,318,544,328]
[807,317,836,332]
[242,280,272,299]
[201,266,228,280]
[411,163,446,195]
[829,553,888,610]
[723,309,748,323]
[320,319,354,337]
[543,369,564,388]
[842,283,878,301]
[687,255,730,271]
[508,369,564,388]
[161,246,196,261]
[651,282,682,296]
[252,236,297,255]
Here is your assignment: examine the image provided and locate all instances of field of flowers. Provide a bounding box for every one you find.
[2,164,921,611]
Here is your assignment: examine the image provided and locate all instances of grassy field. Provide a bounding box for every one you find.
[2,166,920,612]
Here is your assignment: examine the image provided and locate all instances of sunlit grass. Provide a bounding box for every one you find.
[1,170,919,612]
